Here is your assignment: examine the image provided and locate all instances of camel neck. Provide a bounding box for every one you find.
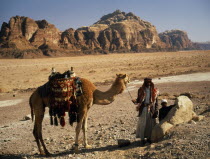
[93,78,125,105]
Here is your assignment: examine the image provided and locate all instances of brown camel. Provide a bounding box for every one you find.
[29,73,130,155]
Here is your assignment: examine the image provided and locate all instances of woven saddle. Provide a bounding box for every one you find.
[48,68,82,127]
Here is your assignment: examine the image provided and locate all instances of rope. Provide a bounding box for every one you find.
[126,85,133,100]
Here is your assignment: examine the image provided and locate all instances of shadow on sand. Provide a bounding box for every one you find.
[50,140,142,158]
[0,140,142,158]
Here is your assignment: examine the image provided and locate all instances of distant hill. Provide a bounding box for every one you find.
[0,10,201,58]
[159,30,198,50]
[194,42,210,50]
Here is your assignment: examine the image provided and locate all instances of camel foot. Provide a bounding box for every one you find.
[74,147,79,154]
[85,144,92,149]
[45,151,51,156]
[39,150,51,156]
[72,144,79,154]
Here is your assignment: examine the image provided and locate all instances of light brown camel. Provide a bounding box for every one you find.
[29,73,130,155]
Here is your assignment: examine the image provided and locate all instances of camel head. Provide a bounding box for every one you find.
[116,73,130,94]
[116,73,130,84]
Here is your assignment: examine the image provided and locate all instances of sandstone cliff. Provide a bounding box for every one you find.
[75,10,165,52]
[159,30,198,50]
[0,10,200,58]
[0,16,61,50]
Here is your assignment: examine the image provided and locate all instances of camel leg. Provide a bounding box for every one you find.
[39,121,50,156]
[33,123,43,155]
[33,106,50,156]
[73,112,85,153]
[82,112,91,148]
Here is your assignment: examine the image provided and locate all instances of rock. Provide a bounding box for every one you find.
[188,120,196,124]
[120,119,124,124]
[149,144,155,149]
[117,139,131,147]
[192,115,205,121]
[179,92,194,98]
[0,10,159,57]
[165,142,173,146]
[23,115,31,120]
[151,96,196,142]
[159,30,198,50]
[0,10,199,58]
[68,154,73,157]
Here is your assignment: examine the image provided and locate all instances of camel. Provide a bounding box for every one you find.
[29,73,130,155]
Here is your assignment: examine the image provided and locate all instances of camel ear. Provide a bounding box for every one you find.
[52,67,56,73]
[116,74,126,78]
[122,74,126,78]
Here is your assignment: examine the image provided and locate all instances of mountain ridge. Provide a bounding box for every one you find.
[0,10,201,58]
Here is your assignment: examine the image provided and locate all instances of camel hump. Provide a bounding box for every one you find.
[80,78,96,91]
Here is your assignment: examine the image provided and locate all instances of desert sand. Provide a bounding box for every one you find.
[0,50,210,93]
[0,50,210,159]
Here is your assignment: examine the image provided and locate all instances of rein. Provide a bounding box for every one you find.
[125,84,133,100]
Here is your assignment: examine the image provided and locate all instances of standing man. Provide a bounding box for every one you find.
[132,78,159,145]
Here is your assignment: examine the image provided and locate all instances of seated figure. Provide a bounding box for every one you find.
[159,99,174,122]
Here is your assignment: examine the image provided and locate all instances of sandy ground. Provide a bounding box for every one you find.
[0,50,210,93]
[0,50,210,159]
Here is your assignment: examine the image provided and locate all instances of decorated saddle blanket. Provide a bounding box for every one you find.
[38,70,83,127]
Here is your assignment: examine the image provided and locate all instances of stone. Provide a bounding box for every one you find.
[151,96,196,142]
[188,120,196,124]
[117,139,131,147]
[179,92,194,98]
[192,115,205,121]
[149,144,155,149]
[159,30,198,50]
[23,115,31,120]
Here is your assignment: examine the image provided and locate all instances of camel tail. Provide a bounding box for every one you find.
[29,95,34,122]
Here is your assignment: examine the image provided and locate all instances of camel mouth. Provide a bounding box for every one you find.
[125,76,130,84]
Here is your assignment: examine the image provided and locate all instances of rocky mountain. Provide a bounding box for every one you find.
[0,10,201,58]
[159,30,198,50]
[60,10,166,52]
[0,16,61,50]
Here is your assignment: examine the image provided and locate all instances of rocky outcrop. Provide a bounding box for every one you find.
[159,30,198,50]
[0,16,61,50]
[31,20,61,48]
[151,96,203,142]
[60,10,166,52]
[93,10,165,51]
[0,10,201,58]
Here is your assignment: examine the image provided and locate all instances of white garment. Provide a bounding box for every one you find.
[144,87,150,104]
[136,107,155,140]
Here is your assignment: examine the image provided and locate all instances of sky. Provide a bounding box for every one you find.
[0,0,210,42]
